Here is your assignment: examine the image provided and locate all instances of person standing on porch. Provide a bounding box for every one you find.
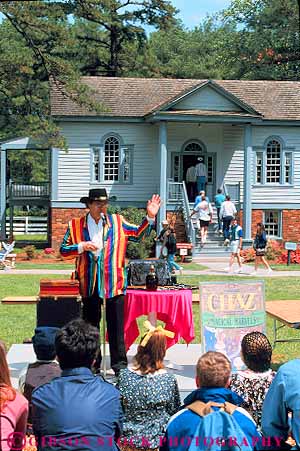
[60,188,161,376]
[220,195,237,245]
[195,156,207,192]
[185,165,197,201]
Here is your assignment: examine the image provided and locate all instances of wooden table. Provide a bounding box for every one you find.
[266,300,300,348]
[1,296,38,304]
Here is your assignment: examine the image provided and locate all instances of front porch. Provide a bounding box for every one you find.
[154,120,254,246]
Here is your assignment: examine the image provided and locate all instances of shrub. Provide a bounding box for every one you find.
[108,205,156,259]
[266,240,284,261]
[277,248,300,264]
[240,239,285,263]
[240,247,256,262]
[23,245,36,260]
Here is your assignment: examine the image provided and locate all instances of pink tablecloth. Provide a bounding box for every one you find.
[124,288,195,350]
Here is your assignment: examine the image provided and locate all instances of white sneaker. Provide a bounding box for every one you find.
[268,268,273,274]
[235,268,242,274]
[225,267,232,273]
[251,270,257,275]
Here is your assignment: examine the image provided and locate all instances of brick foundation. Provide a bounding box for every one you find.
[238,209,300,241]
[282,210,300,241]
[50,207,187,250]
[51,207,88,250]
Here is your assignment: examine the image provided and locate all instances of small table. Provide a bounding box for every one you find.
[266,300,300,347]
[1,296,38,304]
[124,288,195,350]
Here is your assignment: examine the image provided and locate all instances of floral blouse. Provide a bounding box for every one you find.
[230,368,276,427]
[117,368,181,449]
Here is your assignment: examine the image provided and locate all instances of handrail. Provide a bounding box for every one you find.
[181,181,196,251]
[222,181,241,206]
[167,180,195,253]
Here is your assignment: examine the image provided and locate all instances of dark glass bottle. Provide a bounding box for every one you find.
[146,264,158,290]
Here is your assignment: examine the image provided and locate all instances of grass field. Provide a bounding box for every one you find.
[1,273,300,366]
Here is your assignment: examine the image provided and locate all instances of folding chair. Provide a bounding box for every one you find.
[0,241,15,270]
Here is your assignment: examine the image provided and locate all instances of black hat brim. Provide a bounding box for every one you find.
[80,195,116,203]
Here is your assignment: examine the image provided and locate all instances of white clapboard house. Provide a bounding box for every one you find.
[1,78,300,255]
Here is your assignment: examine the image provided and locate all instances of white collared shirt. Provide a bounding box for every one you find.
[78,213,104,257]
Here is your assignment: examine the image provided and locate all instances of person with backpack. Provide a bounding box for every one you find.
[252,223,272,275]
[160,352,262,451]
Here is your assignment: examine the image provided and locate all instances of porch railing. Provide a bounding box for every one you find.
[223,181,241,206]
[8,181,50,199]
[167,180,195,252]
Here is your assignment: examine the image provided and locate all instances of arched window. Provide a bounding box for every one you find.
[255,137,293,185]
[104,136,120,181]
[91,134,133,184]
[184,141,205,153]
[266,139,281,183]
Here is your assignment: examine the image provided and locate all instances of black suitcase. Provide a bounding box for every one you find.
[127,259,171,286]
[37,297,82,328]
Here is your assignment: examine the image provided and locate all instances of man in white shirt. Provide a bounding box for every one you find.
[220,195,237,245]
[190,193,213,247]
[195,156,207,193]
[60,188,161,375]
[185,165,197,201]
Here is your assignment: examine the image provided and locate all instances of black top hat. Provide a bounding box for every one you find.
[80,188,109,204]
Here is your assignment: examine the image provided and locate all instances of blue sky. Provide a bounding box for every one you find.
[171,0,232,27]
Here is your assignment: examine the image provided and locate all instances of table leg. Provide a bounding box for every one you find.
[273,318,277,348]
[148,312,157,327]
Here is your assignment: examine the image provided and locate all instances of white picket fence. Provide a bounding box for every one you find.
[6,216,48,235]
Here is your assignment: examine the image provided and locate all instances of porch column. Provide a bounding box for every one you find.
[243,124,252,241]
[0,148,6,239]
[158,121,167,227]
[156,122,167,257]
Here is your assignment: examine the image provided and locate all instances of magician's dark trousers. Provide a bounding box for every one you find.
[82,292,128,375]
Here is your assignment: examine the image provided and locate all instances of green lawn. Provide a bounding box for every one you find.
[15,262,74,270]
[181,262,208,271]
[1,274,300,366]
[14,234,47,241]
[272,264,300,271]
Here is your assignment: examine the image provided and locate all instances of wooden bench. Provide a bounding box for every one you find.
[1,296,38,304]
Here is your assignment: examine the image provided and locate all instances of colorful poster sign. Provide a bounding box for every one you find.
[200,281,266,372]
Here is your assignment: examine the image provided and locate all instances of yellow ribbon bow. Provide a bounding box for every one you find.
[140,320,175,347]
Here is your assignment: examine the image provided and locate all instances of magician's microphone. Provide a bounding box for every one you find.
[101,212,107,226]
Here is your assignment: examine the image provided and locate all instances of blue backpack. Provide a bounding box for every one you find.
[187,401,255,451]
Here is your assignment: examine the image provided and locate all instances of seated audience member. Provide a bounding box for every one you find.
[262,358,300,450]
[19,327,61,427]
[230,332,275,428]
[117,322,180,450]
[32,319,123,451]
[160,351,261,451]
[0,340,28,451]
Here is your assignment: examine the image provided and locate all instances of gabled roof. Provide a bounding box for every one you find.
[50,77,300,121]
[154,80,260,116]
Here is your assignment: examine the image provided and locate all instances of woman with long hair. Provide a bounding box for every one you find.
[117,323,181,451]
[252,223,272,274]
[0,340,28,451]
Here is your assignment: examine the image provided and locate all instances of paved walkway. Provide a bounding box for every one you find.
[0,261,299,277]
